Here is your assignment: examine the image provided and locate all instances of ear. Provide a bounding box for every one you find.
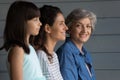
[45,24,51,33]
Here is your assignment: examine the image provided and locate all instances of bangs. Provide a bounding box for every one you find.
[26,8,40,20]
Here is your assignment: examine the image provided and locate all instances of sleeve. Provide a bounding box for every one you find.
[56,47,78,80]
[37,50,51,80]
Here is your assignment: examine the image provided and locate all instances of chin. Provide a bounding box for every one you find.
[34,33,39,36]
[59,37,66,41]
[79,39,86,42]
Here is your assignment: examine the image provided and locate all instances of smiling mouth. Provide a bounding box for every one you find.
[62,32,66,35]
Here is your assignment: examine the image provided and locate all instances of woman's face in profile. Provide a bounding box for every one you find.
[48,13,68,41]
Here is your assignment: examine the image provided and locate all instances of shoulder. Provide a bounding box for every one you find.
[11,45,24,52]
[8,45,24,63]
[37,50,47,60]
[56,45,73,62]
[57,42,72,52]
[56,41,73,56]
[37,50,46,56]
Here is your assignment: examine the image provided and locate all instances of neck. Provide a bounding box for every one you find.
[71,38,83,52]
[45,38,57,55]
[26,35,30,45]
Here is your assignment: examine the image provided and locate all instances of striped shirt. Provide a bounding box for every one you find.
[37,50,63,80]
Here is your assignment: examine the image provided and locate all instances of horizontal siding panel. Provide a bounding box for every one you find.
[85,36,120,52]
[92,53,120,69]
[0,73,9,80]
[18,0,108,3]
[95,70,120,80]
[35,1,120,17]
[0,38,7,71]
[1,1,120,20]
[0,0,15,3]
[0,4,10,20]
[0,21,5,37]
[0,38,4,47]
[0,50,7,71]
[0,0,89,3]
[0,0,119,3]
[94,18,120,35]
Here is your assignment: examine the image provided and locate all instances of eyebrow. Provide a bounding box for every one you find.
[76,22,91,25]
[59,21,65,23]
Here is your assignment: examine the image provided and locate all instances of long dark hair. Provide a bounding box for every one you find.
[0,1,40,54]
[33,5,62,59]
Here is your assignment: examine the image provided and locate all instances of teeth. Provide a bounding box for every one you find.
[80,34,87,37]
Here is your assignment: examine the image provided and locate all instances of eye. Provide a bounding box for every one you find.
[76,23,82,29]
[76,24,81,27]
[33,17,39,21]
[86,25,92,29]
[59,21,65,25]
[60,22,63,25]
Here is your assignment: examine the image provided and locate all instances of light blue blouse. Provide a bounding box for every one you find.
[23,45,46,80]
[7,45,46,80]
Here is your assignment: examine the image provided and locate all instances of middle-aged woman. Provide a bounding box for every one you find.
[33,5,68,80]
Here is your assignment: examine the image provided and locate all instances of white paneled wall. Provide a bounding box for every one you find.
[0,0,120,80]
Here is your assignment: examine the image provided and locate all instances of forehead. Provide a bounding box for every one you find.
[54,13,65,23]
[75,17,91,24]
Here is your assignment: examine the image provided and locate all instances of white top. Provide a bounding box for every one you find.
[37,50,63,80]
[7,45,46,80]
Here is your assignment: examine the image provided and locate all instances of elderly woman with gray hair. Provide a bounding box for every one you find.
[56,8,97,80]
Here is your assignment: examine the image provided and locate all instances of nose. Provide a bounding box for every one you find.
[81,26,87,32]
[64,24,68,30]
[39,20,42,27]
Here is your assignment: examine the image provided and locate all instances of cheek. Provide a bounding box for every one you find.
[71,29,79,35]
[89,29,92,35]
[29,26,35,32]
[52,27,60,33]
[28,26,37,34]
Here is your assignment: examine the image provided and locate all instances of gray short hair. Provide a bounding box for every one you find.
[66,8,97,30]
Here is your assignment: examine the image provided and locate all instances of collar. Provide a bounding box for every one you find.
[65,37,87,56]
